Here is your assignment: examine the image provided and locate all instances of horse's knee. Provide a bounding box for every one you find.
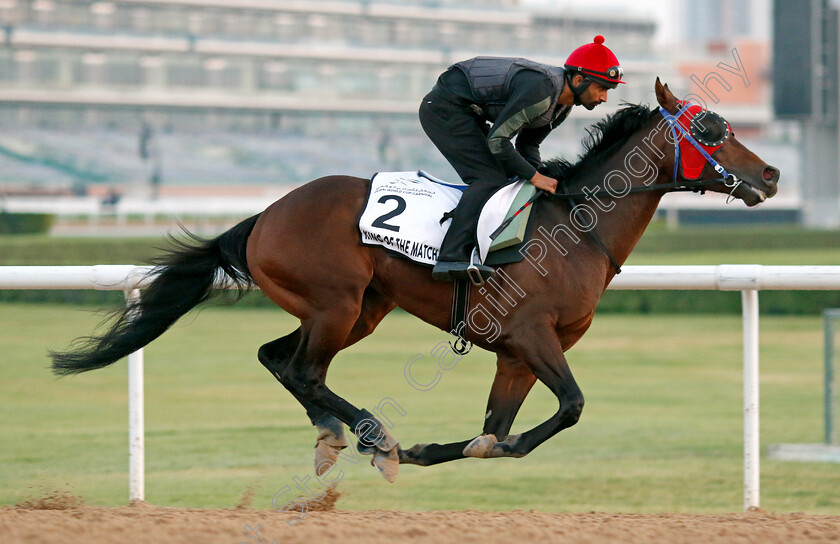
[562,392,585,426]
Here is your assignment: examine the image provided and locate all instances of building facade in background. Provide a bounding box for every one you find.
[0,0,796,227]
[0,0,658,128]
[0,0,669,190]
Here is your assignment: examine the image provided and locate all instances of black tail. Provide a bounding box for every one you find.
[50,214,261,376]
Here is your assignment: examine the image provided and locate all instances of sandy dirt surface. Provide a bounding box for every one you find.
[3,498,840,544]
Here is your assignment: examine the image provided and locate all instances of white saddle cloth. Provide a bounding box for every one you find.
[358,171,527,266]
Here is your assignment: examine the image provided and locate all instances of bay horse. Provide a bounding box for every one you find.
[52,80,780,482]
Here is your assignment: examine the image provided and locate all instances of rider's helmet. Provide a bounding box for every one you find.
[564,35,625,104]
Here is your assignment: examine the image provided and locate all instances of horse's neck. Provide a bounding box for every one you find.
[558,123,670,272]
[596,179,664,269]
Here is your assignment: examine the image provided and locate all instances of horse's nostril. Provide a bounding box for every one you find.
[763,167,779,182]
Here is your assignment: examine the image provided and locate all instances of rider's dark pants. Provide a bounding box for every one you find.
[419,88,511,262]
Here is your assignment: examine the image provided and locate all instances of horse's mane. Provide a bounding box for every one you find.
[540,102,657,184]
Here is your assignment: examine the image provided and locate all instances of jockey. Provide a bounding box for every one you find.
[420,35,624,283]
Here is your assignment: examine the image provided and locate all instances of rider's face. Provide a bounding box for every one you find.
[580,81,610,110]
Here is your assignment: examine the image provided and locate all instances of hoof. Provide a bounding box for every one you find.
[315,441,346,476]
[371,447,400,483]
[463,433,525,459]
[463,434,498,458]
[356,424,399,454]
[314,422,348,476]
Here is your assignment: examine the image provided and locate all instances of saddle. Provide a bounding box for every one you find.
[358,170,537,268]
[358,170,538,355]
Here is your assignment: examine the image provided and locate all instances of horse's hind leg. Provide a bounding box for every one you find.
[279,291,400,480]
[259,289,395,475]
[259,329,319,423]
[341,288,396,349]
[258,329,348,475]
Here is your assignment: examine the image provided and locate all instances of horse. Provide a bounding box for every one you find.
[51,79,780,483]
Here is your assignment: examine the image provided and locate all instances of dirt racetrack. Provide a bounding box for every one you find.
[3,502,840,544]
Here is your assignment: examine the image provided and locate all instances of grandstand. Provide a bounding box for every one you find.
[0,0,798,228]
[0,0,666,190]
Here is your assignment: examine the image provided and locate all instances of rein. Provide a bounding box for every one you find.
[557,179,623,274]
[550,177,733,276]
[550,177,729,201]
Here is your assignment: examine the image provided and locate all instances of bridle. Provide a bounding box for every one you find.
[552,104,744,202]
[658,103,743,203]
[545,103,746,275]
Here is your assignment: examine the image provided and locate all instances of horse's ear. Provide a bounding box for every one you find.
[655,77,679,114]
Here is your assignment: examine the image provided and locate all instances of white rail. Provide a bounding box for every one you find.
[2,264,840,509]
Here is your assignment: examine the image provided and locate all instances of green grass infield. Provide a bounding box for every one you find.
[1,304,838,513]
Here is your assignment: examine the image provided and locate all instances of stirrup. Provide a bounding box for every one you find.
[466,247,492,287]
[466,263,485,286]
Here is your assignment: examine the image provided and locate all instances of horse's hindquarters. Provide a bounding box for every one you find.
[246,175,374,320]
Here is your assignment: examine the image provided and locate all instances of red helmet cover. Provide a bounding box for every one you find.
[564,35,625,86]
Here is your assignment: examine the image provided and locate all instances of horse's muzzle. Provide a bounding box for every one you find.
[760,165,780,198]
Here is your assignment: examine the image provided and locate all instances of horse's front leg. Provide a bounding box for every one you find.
[398,353,537,466]
[463,326,584,459]
[481,354,539,438]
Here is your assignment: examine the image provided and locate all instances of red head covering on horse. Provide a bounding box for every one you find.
[670,100,732,179]
[564,35,626,88]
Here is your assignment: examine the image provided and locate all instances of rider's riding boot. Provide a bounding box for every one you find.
[432,187,496,284]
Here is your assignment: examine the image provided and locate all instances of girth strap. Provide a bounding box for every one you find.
[449,278,473,355]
